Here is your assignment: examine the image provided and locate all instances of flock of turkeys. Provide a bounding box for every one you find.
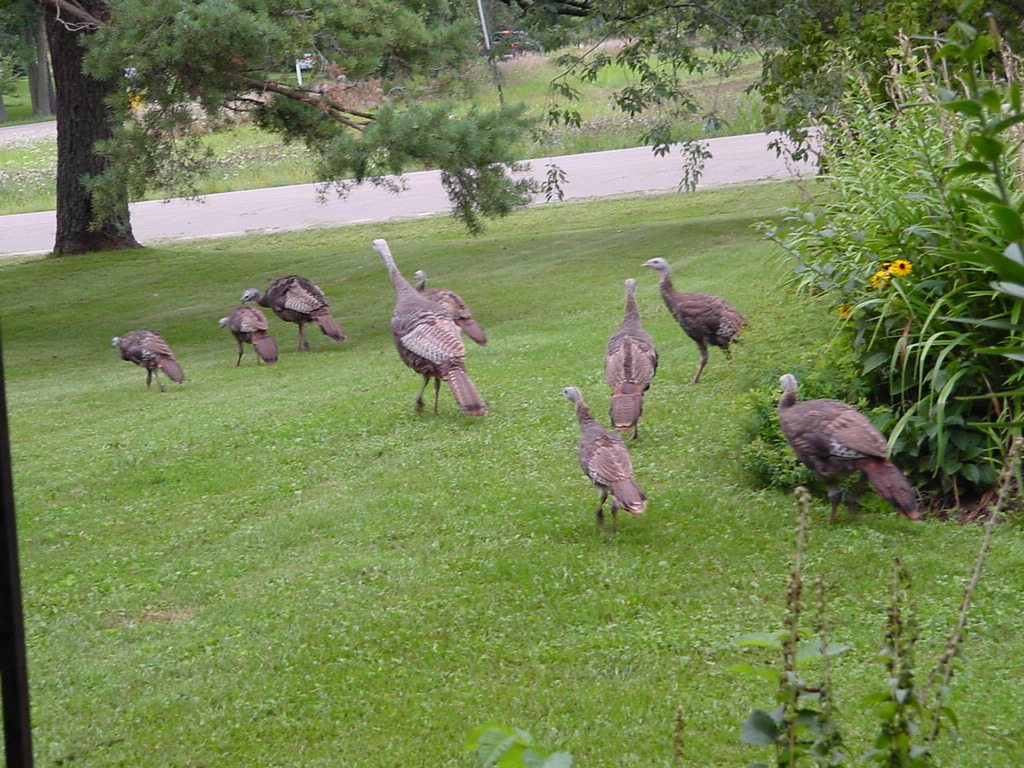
[112,237,920,529]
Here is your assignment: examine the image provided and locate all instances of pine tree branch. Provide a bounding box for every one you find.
[35,0,104,31]
[226,73,376,130]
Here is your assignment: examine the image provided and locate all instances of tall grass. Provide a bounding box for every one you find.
[3,186,1024,767]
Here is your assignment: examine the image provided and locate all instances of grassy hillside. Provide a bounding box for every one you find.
[3,185,1023,767]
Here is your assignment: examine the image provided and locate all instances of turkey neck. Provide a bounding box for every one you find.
[623,284,641,323]
[779,382,798,410]
[379,253,417,301]
[655,271,676,297]
[573,399,600,429]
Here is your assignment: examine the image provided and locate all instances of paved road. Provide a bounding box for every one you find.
[0,129,812,257]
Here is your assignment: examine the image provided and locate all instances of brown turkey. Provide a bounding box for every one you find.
[641,256,745,384]
[219,305,279,365]
[413,269,488,346]
[111,330,185,391]
[562,386,647,533]
[605,277,658,439]
[373,239,486,416]
[241,275,346,351]
[777,373,920,522]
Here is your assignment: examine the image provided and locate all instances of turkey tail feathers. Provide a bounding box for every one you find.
[863,459,919,520]
[609,383,643,433]
[253,335,279,364]
[159,358,185,385]
[610,481,648,516]
[315,313,347,342]
[445,368,486,416]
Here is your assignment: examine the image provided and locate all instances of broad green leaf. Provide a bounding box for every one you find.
[862,691,890,705]
[979,88,1002,112]
[543,751,573,768]
[990,204,1024,241]
[942,98,982,116]
[863,351,889,374]
[954,186,1001,205]
[992,112,1024,134]
[795,640,852,661]
[518,748,547,768]
[734,633,783,650]
[740,709,779,746]
[728,661,781,684]
[465,723,515,750]
[944,160,992,179]
[968,134,1003,161]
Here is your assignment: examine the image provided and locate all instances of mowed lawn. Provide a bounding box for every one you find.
[3,184,1024,767]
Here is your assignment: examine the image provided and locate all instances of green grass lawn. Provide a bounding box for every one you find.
[4,185,1024,767]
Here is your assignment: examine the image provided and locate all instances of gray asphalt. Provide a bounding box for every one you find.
[0,129,814,257]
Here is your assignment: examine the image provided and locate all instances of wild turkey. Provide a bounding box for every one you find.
[241,275,346,351]
[219,305,279,365]
[561,386,647,533]
[641,256,745,384]
[605,278,658,439]
[111,330,185,392]
[413,269,488,346]
[777,373,920,522]
[372,239,486,416]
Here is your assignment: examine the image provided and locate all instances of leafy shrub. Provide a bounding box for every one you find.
[737,344,882,494]
[732,461,1015,767]
[760,22,1024,508]
[464,723,572,768]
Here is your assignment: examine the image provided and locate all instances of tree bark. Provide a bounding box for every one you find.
[45,3,140,255]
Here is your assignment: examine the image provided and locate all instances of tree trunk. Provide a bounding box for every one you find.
[27,14,55,117]
[0,93,7,123]
[45,5,140,255]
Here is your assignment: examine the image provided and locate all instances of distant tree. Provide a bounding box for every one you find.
[501,0,1024,154]
[0,4,32,122]
[30,0,536,255]
[24,9,54,117]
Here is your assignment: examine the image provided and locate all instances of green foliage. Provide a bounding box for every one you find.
[56,0,536,236]
[730,466,1015,768]
[465,723,572,768]
[737,346,874,493]
[759,26,1024,504]
[264,99,538,234]
[0,52,765,215]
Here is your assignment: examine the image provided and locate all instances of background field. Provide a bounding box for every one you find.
[0,51,764,216]
[3,184,1024,766]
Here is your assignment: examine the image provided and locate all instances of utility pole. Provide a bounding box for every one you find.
[0,330,33,768]
[475,0,504,105]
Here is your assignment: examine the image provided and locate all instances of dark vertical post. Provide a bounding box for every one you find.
[0,329,33,767]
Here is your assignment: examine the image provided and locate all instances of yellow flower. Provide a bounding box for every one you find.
[870,269,891,289]
[887,259,913,277]
[838,304,853,318]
